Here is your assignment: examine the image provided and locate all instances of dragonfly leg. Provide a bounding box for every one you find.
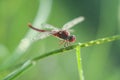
[59,40,66,46]
[64,40,71,47]
[59,40,71,47]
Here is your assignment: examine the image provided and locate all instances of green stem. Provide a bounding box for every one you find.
[0,0,53,71]
[3,35,120,80]
[3,60,35,80]
[76,46,84,80]
[33,35,120,61]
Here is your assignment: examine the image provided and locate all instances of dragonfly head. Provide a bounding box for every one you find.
[68,35,76,42]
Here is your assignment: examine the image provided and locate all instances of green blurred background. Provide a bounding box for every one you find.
[0,0,120,80]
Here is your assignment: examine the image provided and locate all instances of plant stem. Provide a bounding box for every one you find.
[0,0,53,71]
[3,60,35,80]
[33,35,120,61]
[3,35,120,80]
[76,46,84,80]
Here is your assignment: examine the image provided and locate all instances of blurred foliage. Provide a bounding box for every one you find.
[0,0,120,80]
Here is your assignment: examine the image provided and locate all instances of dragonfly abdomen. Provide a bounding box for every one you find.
[28,23,46,32]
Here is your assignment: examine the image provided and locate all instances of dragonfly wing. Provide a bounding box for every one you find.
[31,32,52,41]
[62,16,85,30]
[41,23,59,30]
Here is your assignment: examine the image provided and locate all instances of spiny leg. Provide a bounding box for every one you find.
[59,40,71,47]
[64,41,72,47]
[59,40,66,46]
[64,41,69,47]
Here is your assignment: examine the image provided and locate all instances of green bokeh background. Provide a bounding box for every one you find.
[0,0,120,80]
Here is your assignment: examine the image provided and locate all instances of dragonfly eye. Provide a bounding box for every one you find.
[68,35,76,42]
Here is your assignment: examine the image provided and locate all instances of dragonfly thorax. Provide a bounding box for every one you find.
[53,30,70,40]
[53,30,75,42]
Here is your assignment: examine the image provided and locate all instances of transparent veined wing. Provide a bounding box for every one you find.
[62,16,85,30]
[28,23,59,41]
[41,23,59,30]
[30,31,52,41]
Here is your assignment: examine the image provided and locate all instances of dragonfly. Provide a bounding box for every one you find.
[28,16,85,47]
